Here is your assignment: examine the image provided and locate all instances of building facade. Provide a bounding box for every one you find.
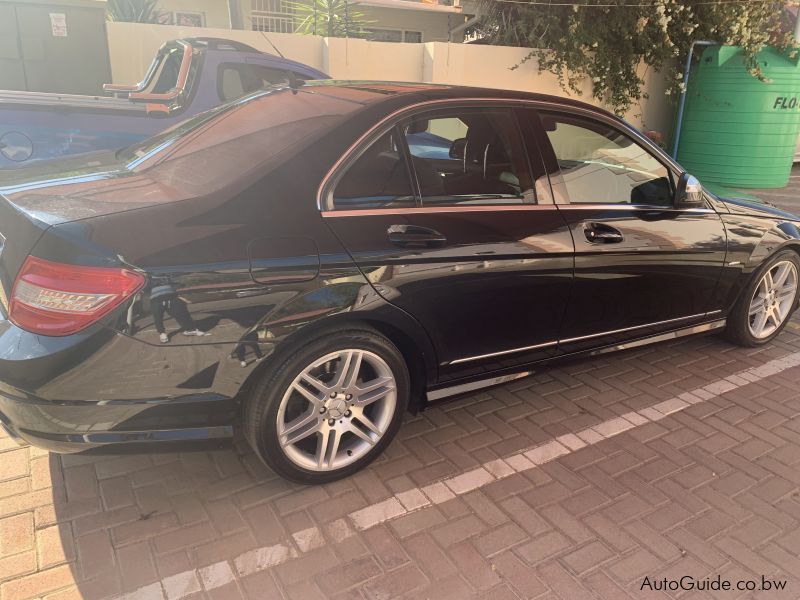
[155,0,472,43]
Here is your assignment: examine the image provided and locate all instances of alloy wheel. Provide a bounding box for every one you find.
[276,349,397,471]
[748,260,798,339]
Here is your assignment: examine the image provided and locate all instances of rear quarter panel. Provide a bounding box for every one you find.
[20,111,437,405]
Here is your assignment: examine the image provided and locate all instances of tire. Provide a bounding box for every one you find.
[243,326,409,484]
[725,250,800,347]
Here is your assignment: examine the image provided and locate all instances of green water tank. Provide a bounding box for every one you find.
[676,45,800,189]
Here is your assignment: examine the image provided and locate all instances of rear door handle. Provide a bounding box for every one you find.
[584,222,623,244]
[387,224,447,247]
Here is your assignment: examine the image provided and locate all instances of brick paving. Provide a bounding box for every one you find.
[2,313,800,599]
[3,173,800,600]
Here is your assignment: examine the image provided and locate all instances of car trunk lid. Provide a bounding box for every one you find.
[0,146,193,226]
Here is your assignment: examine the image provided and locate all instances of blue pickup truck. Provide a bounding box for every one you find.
[0,37,327,168]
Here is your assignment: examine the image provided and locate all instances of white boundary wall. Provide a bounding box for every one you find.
[106,22,673,134]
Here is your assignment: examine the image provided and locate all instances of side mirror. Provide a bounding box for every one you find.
[675,173,704,208]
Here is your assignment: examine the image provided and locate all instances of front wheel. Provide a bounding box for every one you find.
[725,250,800,347]
[244,327,409,484]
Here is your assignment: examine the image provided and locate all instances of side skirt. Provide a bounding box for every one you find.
[426,319,726,403]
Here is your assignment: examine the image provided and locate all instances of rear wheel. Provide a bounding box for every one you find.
[244,327,409,484]
[725,250,800,347]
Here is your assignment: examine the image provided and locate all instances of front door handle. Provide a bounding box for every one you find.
[584,222,624,244]
[387,224,447,247]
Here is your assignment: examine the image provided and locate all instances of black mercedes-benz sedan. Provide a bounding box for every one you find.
[1,82,798,483]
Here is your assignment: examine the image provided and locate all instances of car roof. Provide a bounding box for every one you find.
[114,80,626,181]
[298,80,619,121]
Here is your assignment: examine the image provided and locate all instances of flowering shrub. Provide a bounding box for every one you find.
[477,0,796,115]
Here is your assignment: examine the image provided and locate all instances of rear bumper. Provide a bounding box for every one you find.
[0,319,244,453]
[0,389,235,453]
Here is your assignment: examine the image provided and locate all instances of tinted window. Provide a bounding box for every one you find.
[332,129,415,210]
[219,64,291,102]
[540,112,672,206]
[249,64,291,87]
[403,108,534,206]
[150,49,182,94]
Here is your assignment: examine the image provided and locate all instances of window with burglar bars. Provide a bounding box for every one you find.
[251,0,295,33]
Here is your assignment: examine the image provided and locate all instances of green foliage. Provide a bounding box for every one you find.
[477,0,796,115]
[106,0,162,23]
[291,0,370,38]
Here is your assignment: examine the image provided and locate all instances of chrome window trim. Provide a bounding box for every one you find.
[317,96,673,214]
[319,101,538,213]
[320,203,716,219]
[320,204,559,218]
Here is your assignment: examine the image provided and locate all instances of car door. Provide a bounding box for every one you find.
[528,108,728,352]
[321,103,575,382]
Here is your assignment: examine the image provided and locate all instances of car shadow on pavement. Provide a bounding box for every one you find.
[49,435,300,599]
[37,318,800,599]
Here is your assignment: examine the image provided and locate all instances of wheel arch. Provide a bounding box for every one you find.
[236,306,438,415]
[745,224,800,268]
[720,217,800,313]
[723,239,800,346]
[779,239,800,261]
[727,236,800,314]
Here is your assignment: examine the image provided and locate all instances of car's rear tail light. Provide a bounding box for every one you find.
[9,256,145,336]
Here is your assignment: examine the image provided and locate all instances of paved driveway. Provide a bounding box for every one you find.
[2,174,800,600]
[734,165,800,215]
[3,315,800,599]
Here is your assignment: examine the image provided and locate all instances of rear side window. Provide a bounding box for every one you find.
[219,64,292,102]
[403,108,534,206]
[220,66,247,102]
[332,129,415,210]
[539,112,673,206]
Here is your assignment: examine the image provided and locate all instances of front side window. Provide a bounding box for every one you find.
[403,108,534,205]
[332,129,415,210]
[540,112,673,206]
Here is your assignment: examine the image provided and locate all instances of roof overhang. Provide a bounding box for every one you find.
[359,0,463,14]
